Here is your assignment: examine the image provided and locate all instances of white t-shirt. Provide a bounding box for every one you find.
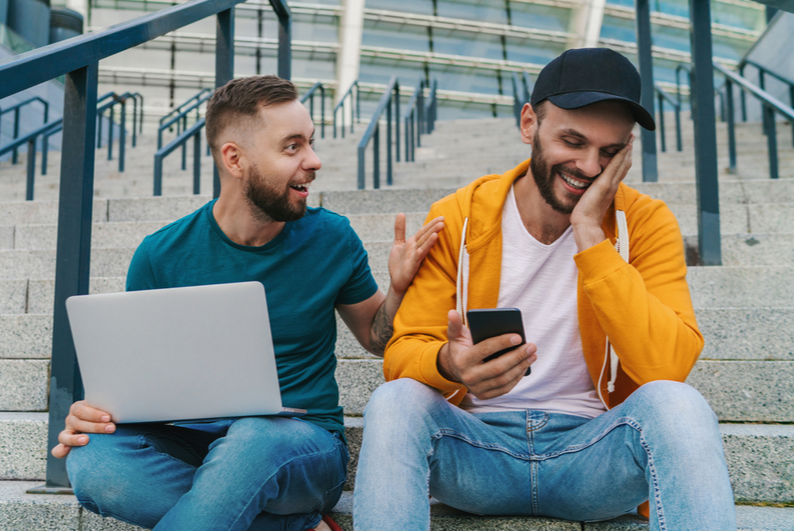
[459,186,607,418]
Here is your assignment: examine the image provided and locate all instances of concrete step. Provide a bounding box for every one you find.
[0,414,791,505]
[1,356,791,422]
[0,179,791,228]
[4,202,791,252]
[0,482,791,531]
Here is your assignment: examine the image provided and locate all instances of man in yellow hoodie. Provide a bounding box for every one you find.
[353,48,735,530]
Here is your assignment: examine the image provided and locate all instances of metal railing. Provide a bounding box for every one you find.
[154,118,206,196]
[333,80,360,139]
[0,0,292,490]
[159,87,212,129]
[0,118,62,200]
[738,59,794,124]
[714,63,794,180]
[403,79,424,163]
[97,92,142,171]
[0,96,49,163]
[654,85,683,153]
[424,78,438,135]
[511,71,531,128]
[157,90,212,170]
[357,76,400,190]
[300,81,325,139]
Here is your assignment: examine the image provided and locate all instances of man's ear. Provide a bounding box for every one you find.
[519,103,537,145]
[219,142,245,180]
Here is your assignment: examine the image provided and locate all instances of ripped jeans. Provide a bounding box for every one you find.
[67,416,348,531]
[353,379,735,531]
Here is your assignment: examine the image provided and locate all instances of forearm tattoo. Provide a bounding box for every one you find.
[369,303,394,356]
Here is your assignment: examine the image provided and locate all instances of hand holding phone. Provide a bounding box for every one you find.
[467,308,531,376]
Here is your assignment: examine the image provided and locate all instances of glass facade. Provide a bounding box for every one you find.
[74,0,767,120]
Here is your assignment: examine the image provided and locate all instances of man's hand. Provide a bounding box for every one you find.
[437,310,537,400]
[388,214,444,296]
[570,134,634,252]
[51,401,116,459]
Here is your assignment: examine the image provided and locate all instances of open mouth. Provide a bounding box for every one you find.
[289,182,310,193]
[559,171,592,191]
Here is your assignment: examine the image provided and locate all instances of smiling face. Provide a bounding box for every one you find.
[523,100,635,215]
[240,99,320,223]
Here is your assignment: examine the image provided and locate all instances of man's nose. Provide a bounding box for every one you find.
[576,148,602,179]
[306,145,322,172]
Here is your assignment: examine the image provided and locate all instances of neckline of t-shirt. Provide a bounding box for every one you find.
[506,185,573,251]
[205,199,294,252]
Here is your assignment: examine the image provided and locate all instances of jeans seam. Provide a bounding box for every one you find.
[639,431,666,531]
[530,417,642,461]
[433,430,530,460]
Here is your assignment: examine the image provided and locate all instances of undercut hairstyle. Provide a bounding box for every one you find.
[205,75,299,159]
[532,99,549,124]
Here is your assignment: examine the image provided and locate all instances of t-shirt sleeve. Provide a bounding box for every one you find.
[335,225,379,305]
[125,237,159,292]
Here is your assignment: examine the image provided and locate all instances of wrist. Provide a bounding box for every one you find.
[571,223,606,253]
[436,343,459,383]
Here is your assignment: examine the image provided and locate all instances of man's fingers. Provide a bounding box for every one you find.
[393,213,407,244]
[51,443,72,459]
[70,401,112,424]
[447,310,465,341]
[66,414,116,435]
[471,333,524,363]
[412,217,444,247]
[57,429,91,448]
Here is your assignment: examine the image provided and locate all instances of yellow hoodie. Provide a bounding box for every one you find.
[384,159,703,410]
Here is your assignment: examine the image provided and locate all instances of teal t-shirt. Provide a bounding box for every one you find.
[125,200,379,438]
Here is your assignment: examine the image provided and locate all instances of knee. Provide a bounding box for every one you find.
[631,381,718,429]
[364,378,441,421]
[67,435,129,515]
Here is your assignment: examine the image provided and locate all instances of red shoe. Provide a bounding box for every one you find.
[306,515,342,531]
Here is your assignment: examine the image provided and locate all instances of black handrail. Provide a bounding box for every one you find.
[0,96,49,164]
[333,79,360,139]
[357,76,400,190]
[424,78,438,134]
[0,118,62,200]
[403,79,425,163]
[0,0,291,490]
[714,63,794,179]
[739,59,794,122]
[300,81,325,139]
[159,87,212,127]
[154,118,206,196]
[654,85,683,153]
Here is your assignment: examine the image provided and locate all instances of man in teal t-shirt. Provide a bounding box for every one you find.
[52,76,443,531]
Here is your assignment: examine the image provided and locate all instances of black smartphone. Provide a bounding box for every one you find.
[466,308,530,376]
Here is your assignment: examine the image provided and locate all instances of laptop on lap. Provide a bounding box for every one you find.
[66,281,305,423]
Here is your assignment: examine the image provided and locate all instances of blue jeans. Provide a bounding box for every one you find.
[353,379,735,531]
[67,416,348,531]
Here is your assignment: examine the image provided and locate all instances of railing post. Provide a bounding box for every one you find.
[43,62,99,490]
[97,108,103,149]
[635,0,658,182]
[12,107,20,164]
[271,0,291,80]
[725,78,736,174]
[688,0,721,266]
[386,94,393,186]
[131,95,138,148]
[657,93,667,153]
[373,123,380,189]
[119,100,126,173]
[765,104,779,179]
[194,131,201,194]
[320,85,325,139]
[394,83,400,166]
[42,132,50,175]
[108,105,115,161]
[26,138,36,201]
[340,99,345,139]
[357,144,365,190]
[674,102,682,152]
[154,153,163,196]
[181,115,188,170]
[758,69,769,136]
[739,63,748,122]
[214,8,235,199]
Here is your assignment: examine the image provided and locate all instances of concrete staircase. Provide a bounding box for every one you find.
[0,116,792,529]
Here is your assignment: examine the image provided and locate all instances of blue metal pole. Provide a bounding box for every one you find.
[119,101,126,172]
[272,0,291,80]
[26,138,36,201]
[373,123,380,189]
[43,62,99,490]
[386,95,392,186]
[214,8,234,199]
[635,0,658,182]
[194,131,201,194]
[688,0,721,266]
[108,105,114,161]
[357,144,365,190]
[658,93,667,153]
[725,78,736,174]
[12,107,19,164]
[765,104,779,179]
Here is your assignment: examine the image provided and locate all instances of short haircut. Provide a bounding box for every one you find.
[205,75,299,158]
[533,99,549,124]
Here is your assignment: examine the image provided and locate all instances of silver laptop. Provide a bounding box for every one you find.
[66,281,305,424]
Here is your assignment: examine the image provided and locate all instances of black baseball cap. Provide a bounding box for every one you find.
[530,48,656,131]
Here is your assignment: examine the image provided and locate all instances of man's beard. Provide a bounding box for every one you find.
[529,130,594,215]
[244,164,311,223]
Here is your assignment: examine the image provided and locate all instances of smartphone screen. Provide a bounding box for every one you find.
[466,308,530,376]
